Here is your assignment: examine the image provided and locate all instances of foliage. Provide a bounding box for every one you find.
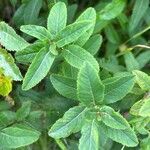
[0,0,150,149]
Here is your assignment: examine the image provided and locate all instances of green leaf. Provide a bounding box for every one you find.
[124,52,140,72]
[130,100,144,116]
[0,75,12,96]
[139,99,150,117]
[136,51,150,69]
[20,25,51,41]
[75,8,96,46]
[60,62,78,79]
[0,125,40,149]
[79,119,99,150]
[67,4,78,24]
[15,41,44,64]
[50,74,77,100]
[99,57,126,74]
[77,63,104,106]
[23,0,42,24]
[16,101,31,121]
[129,0,149,32]
[22,47,55,90]
[132,70,150,91]
[94,0,126,33]
[0,22,29,51]
[49,43,58,56]
[56,21,92,47]
[104,23,120,44]
[0,101,11,111]
[0,48,23,81]
[62,44,99,71]
[0,111,16,129]
[94,19,108,34]
[13,4,26,26]
[104,75,135,104]
[102,72,131,85]
[140,135,150,150]
[98,0,126,20]
[100,106,129,129]
[10,0,17,7]
[47,2,67,37]
[83,34,102,55]
[49,106,87,138]
[99,122,138,147]
[76,7,95,22]
[131,98,150,117]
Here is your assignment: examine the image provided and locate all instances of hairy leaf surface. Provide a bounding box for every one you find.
[0,22,29,51]
[22,47,55,90]
[47,2,67,36]
[77,63,104,105]
[63,45,99,71]
[50,74,77,100]
[79,120,99,150]
[49,106,87,138]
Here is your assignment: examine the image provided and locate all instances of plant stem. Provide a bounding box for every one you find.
[39,134,48,150]
[55,139,67,150]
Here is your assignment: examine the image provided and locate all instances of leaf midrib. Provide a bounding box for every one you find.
[23,50,50,88]
[50,107,86,135]
[104,77,133,96]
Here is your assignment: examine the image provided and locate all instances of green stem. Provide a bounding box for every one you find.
[121,145,125,150]
[39,135,48,150]
[55,139,67,150]
[124,25,150,44]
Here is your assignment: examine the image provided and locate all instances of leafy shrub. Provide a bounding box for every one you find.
[0,0,150,149]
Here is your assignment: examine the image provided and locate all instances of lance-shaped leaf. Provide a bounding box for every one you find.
[23,0,42,24]
[136,51,150,69]
[83,34,102,55]
[62,44,99,71]
[0,125,40,149]
[49,106,87,138]
[104,23,120,44]
[13,4,25,26]
[129,0,149,32]
[0,111,16,129]
[99,122,138,147]
[132,70,150,91]
[79,119,99,150]
[100,106,130,129]
[56,21,92,47]
[140,136,150,150]
[47,2,67,36]
[130,98,150,117]
[130,100,144,116]
[60,62,78,79]
[20,25,51,41]
[15,41,44,64]
[67,4,78,24]
[139,98,150,117]
[50,74,77,100]
[75,8,96,46]
[104,75,135,104]
[16,101,31,121]
[0,22,29,51]
[95,0,126,33]
[0,48,22,81]
[0,75,12,96]
[77,63,104,106]
[98,0,126,20]
[22,47,55,90]
[124,52,139,72]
